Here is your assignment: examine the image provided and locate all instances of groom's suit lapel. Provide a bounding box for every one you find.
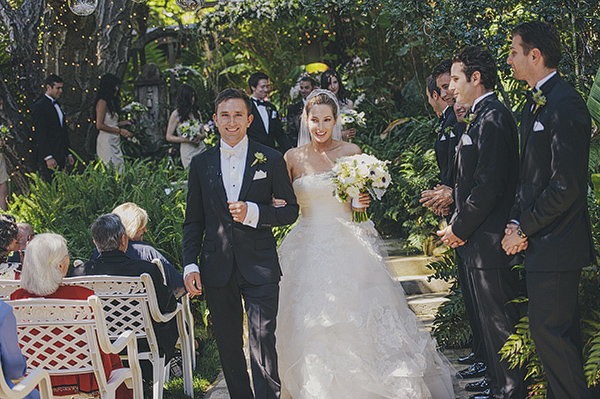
[206,145,228,207]
[239,139,261,201]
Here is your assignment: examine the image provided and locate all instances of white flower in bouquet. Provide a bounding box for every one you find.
[203,120,215,135]
[178,120,202,140]
[122,102,148,114]
[340,109,367,130]
[330,154,391,222]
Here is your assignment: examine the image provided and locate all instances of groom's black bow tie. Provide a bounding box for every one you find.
[52,99,60,106]
[253,99,266,107]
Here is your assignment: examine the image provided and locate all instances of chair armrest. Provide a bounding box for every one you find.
[140,274,181,323]
[12,369,53,399]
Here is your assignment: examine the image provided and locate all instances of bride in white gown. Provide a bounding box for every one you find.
[277,89,454,399]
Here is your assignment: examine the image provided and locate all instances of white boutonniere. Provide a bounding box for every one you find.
[463,111,476,134]
[251,152,267,167]
[532,90,547,113]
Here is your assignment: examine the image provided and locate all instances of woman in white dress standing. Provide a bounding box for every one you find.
[277,89,454,399]
[95,73,133,170]
[165,84,206,168]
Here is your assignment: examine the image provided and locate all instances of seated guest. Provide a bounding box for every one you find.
[0,214,20,261]
[0,301,40,399]
[7,222,35,264]
[90,202,185,296]
[71,214,179,362]
[10,233,131,399]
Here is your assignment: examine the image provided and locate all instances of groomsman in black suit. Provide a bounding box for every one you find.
[285,76,316,147]
[183,88,299,399]
[438,46,525,399]
[503,21,594,399]
[32,74,74,181]
[247,72,292,152]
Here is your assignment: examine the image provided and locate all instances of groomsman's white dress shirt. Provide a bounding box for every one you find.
[253,97,270,133]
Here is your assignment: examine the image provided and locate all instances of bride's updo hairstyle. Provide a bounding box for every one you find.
[297,89,342,146]
[304,91,339,121]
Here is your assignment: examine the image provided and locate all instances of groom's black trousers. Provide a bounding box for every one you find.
[204,262,281,399]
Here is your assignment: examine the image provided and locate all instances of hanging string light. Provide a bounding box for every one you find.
[176,0,205,12]
[68,0,98,16]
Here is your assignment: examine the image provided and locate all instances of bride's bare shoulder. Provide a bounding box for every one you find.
[338,141,361,156]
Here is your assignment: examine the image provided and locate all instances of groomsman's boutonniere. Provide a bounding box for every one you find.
[251,152,267,167]
[463,111,476,133]
[532,90,547,113]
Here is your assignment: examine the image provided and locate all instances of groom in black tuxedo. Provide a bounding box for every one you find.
[183,88,299,399]
[438,46,525,399]
[247,72,292,152]
[503,21,594,399]
[31,74,74,181]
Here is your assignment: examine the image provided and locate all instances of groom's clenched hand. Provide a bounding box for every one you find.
[228,201,248,223]
[185,272,203,296]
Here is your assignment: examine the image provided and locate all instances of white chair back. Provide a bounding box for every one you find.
[6,296,143,399]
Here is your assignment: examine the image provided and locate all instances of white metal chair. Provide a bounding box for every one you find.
[6,296,143,399]
[0,360,53,399]
[62,274,193,399]
[0,278,20,300]
[150,258,196,370]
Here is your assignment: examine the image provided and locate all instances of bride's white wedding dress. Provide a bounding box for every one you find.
[277,173,454,399]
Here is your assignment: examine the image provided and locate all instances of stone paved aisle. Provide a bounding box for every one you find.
[204,244,475,399]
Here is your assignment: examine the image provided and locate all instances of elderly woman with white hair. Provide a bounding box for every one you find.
[10,233,131,399]
[89,202,185,295]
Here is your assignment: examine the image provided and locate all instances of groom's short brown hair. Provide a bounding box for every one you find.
[215,88,252,115]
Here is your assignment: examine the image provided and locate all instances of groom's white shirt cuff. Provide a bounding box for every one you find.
[243,201,259,228]
[183,202,260,278]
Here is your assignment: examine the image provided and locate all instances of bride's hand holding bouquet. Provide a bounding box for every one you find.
[331,153,391,222]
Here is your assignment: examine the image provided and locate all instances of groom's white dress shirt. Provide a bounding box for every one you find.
[184,136,260,277]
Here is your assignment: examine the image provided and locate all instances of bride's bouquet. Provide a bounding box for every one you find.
[178,120,203,142]
[331,153,391,222]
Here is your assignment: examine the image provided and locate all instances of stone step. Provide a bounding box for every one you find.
[395,275,451,295]
[386,255,438,278]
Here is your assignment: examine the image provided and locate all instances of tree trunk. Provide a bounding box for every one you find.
[0,0,136,194]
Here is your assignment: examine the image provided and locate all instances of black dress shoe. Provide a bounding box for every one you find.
[457,361,487,378]
[468,388,495,399]
[458,352,478,364]
[465,378,490,392]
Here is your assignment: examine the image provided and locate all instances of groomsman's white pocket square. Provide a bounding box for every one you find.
[461,134,473,146]
[533,121,545,132]
[253,170,267,180]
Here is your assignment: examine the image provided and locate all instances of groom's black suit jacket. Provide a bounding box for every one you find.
[32,95,71,168]
[451,94,519,269]
[510,74,594,272]
[247,101,292,152]
[182,139,299,287]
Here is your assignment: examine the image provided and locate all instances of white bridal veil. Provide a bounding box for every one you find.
[297,89,343,147]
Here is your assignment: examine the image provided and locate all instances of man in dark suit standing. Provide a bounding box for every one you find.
[183,88,299,399]
[285,76,316,147]
[438,46,525,399]
[32,74,74,181]
[503,21,594,399]
[247,72,292,152]
[70,213,179,362]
